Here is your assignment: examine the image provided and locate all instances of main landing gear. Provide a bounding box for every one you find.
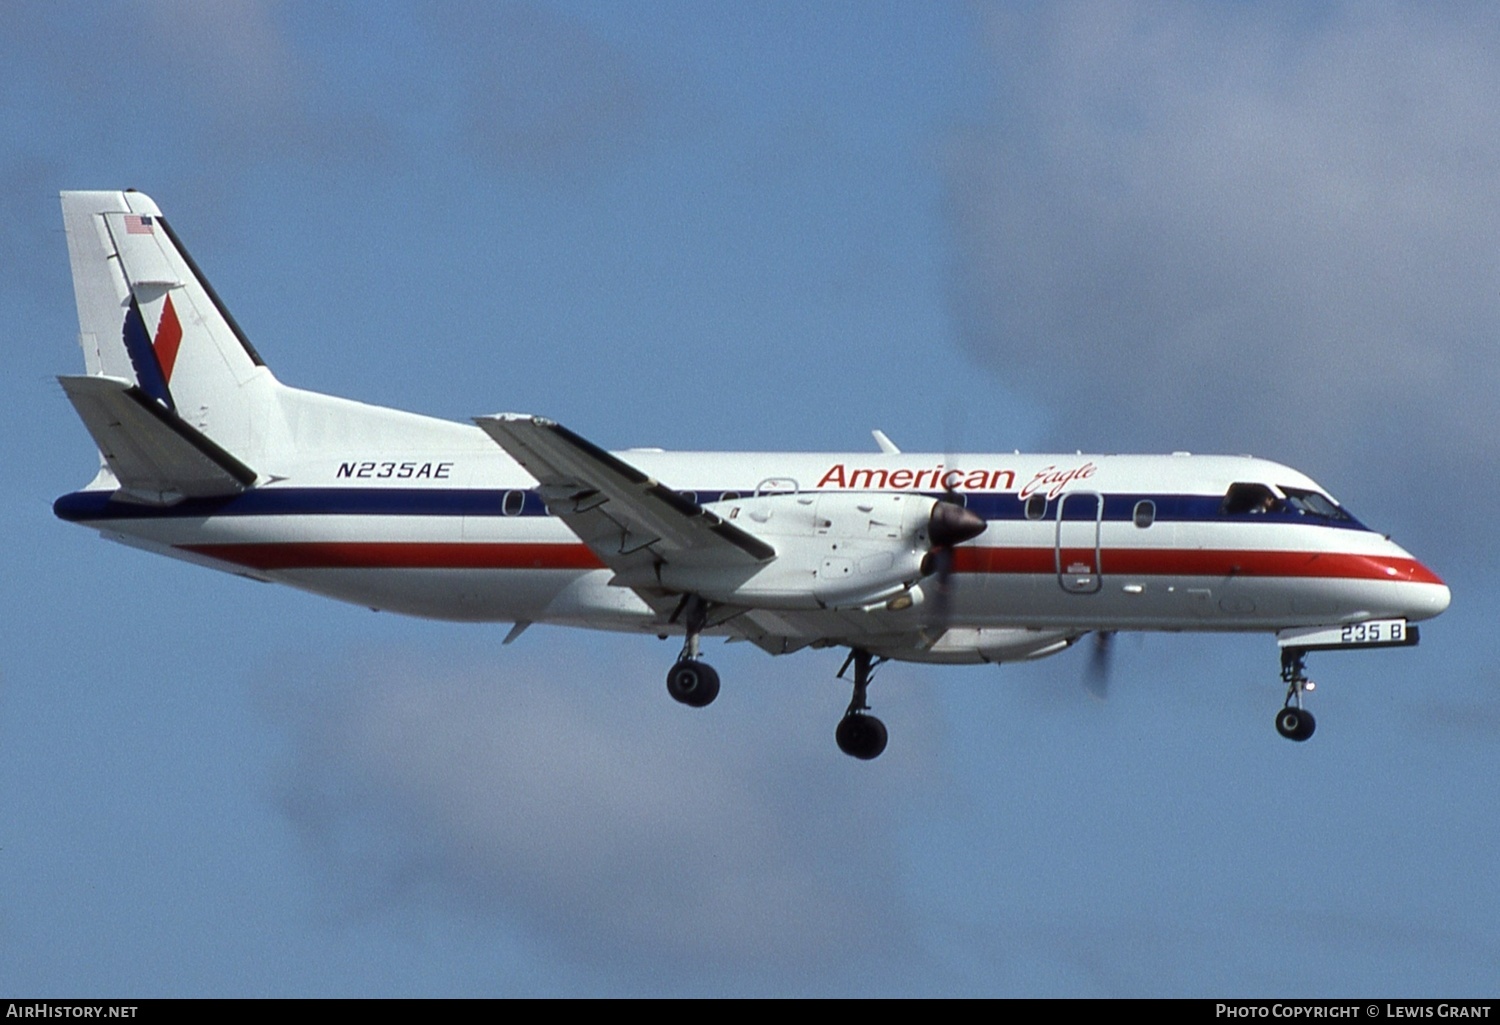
[1275,647,1316,742]
[665,595,720,708]
[835,648,888,760]
[661,598,888,760]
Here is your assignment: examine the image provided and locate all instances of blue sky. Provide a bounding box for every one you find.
[3,1,1497,997]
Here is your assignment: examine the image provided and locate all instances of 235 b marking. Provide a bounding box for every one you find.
[1342,621,1404,644]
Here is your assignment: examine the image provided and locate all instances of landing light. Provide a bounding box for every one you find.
[886,592,916,611]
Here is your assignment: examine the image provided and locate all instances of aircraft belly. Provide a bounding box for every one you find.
[78,508,646,624]
[264,566,659,625]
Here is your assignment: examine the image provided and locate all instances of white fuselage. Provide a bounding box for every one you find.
[56,403,1450,664]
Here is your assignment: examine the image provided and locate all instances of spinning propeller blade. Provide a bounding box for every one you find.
[1085,630,1115,701]
[922,486,986,631]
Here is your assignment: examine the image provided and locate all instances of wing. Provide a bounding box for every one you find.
[474,415,956,657]
[474,415,774,596]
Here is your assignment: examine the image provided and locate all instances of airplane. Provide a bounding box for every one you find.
[51,190,1451,759]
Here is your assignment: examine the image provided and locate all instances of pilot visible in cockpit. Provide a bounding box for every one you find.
[1251,491,1282,514]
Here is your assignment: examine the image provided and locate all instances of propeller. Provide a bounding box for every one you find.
[876,424,986,633]
[1084,630,1115,700]
[922,489,987,630]
[924,414,967,631]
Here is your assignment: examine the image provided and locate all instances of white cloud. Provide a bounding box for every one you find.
[947,3,1500,548]
[262,643,929,990]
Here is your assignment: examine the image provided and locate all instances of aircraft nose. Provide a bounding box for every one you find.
[1407,577,1451,621]
[1394,554,1450,621]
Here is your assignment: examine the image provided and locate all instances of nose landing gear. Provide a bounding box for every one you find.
[1276,647,1317,742]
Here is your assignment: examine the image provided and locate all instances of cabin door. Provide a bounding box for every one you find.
[1055,491,1103,594]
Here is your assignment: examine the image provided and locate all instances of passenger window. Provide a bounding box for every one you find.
[1220,483,1281,515]
[502,489,525,516]
[1133,500,1155,528]
[1025,494,1047,520]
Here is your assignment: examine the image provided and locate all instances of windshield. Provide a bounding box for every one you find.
[1220,482,1353,523]
[1279,486,1350,521]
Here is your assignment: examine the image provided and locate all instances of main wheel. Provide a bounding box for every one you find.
[1275,706,1316,742]
[835,713,888,760]
[666,659,720,708]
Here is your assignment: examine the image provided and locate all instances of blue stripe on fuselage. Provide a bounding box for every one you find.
[52,486,1370,531]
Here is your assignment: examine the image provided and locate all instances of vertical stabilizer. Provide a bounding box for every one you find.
[61,190,274,459]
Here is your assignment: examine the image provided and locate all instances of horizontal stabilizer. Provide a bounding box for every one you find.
[59,375,257,504]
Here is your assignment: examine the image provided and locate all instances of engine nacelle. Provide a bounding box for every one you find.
[655,491,947,611]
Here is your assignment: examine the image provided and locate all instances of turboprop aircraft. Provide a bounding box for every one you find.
[52,190,1451,759]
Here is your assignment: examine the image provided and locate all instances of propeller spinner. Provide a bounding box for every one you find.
[922,499,986,629]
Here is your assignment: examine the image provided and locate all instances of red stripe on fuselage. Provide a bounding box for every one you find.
[181,541,607,571]
[179,540,1442,585]
[953,547,1444,585]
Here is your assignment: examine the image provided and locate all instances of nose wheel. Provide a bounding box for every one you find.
[836,712,888,760]
[1275,705,1316,741]
[1276,647,1317,742]
[836,648,888,760]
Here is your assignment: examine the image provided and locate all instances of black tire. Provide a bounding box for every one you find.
[1294,708,1316,741]
[1275,707,1316,742]
[666,659,720,708]
[835,713,889,760]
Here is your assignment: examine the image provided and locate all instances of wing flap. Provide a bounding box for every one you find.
[474,415,775,577]
[60,374,257,504]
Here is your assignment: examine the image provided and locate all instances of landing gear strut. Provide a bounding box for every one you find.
[835,649,888,760]
[666,595,719,708]
[1275,647,1316,742]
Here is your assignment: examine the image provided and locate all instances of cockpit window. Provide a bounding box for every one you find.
[1279,486,1350,521]
[1220,482,1353,522]
[1220,483,1282,515]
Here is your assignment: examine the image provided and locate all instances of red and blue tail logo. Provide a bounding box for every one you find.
[121,294,183,410]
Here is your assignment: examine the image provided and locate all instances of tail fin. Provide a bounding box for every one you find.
[60,190,467,500]
[61,190,275,457]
